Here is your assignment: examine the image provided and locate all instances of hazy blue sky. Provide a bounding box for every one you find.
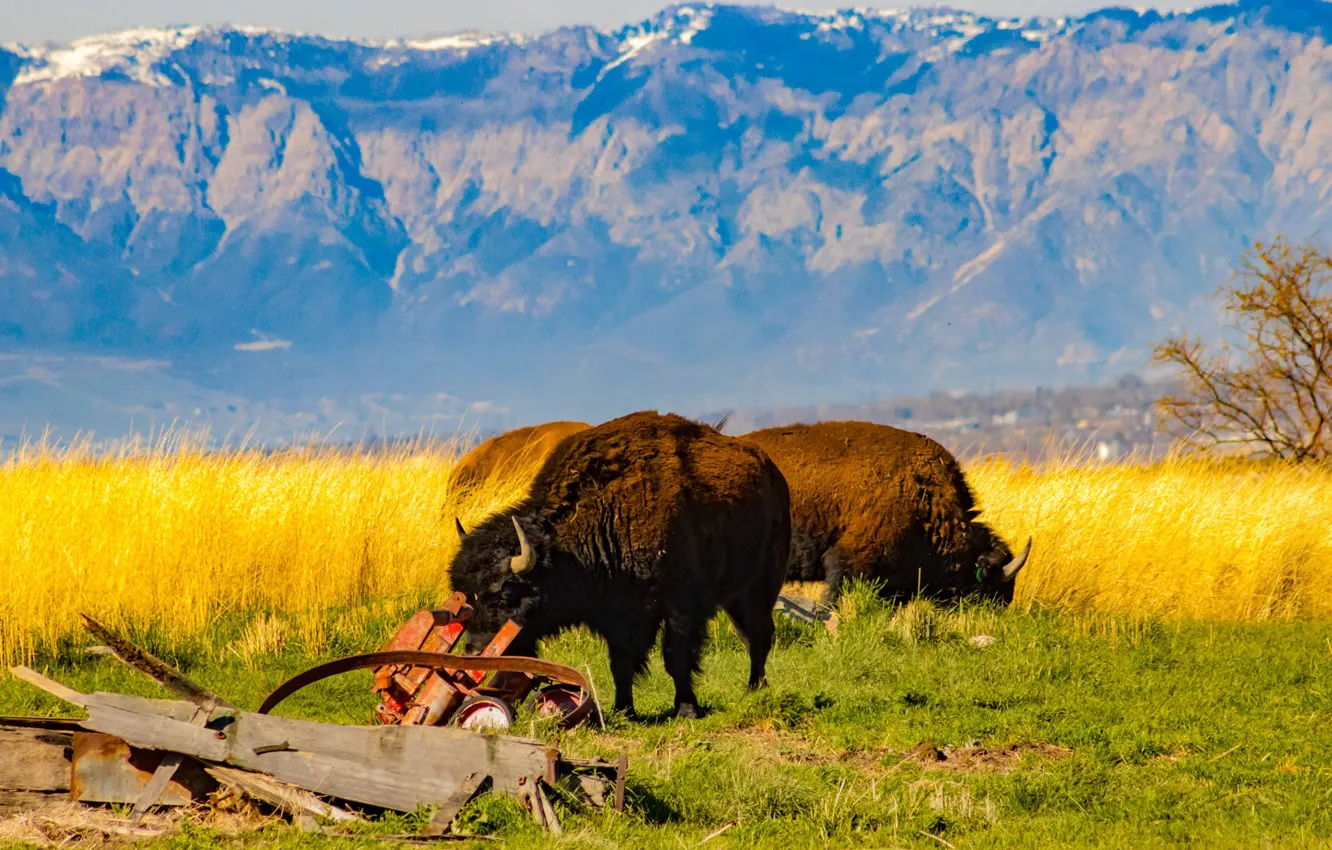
[4,0,1197,46]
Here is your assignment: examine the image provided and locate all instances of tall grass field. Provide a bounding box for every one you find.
[3,431,1331,665]
[6,432,1332,847]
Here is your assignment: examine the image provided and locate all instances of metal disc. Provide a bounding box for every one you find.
[455,695,514,732]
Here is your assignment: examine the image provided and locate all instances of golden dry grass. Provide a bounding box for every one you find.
[969,454,1332,620]
[3,433,1332,665]
[0,431,535,665]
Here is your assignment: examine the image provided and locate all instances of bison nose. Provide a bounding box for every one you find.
[465,632,494,654]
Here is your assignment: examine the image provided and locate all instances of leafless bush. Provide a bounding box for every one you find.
[1153,237,1332,460]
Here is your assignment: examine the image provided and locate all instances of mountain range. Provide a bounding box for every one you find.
[3,1,1332,442]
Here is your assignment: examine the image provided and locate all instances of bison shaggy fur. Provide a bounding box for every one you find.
[741,421,1030,607]
[449,411,791,719]
[447,420,591,498]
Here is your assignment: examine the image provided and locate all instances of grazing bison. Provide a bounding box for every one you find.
[449,411,791,720]
[741,421,1030,608]
[445,421,591,529]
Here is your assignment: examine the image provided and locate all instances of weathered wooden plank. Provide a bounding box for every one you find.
[205,765,362,824]
[129,702,211,819]
[228,713,550,793]
[421,773,490,836]
[0,729,72,792]
[8,667,88,707]
[91,692,228,723]
[222,747,484,811]
[78,701,549,812]
[81,703,230,763]
[79,614,235,711]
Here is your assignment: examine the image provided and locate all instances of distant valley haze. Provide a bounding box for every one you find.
[0,0,1328,446]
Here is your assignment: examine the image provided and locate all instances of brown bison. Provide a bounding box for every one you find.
[445,421,591,530]
[449,411,791,720]
[741,421,1030,608]
[448,420,591,497]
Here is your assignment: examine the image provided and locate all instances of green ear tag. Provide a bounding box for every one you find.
[975,568,986,583]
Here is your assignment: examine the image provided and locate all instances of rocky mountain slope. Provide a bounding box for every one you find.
[3,1,1332,436]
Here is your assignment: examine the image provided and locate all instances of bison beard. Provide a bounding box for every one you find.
[741,421,1031,609]
[448,411,792,720]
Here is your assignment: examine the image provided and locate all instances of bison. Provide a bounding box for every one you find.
[447,420,591,498]
[444,421,591,531]
[449,411,792,720]
[741,421,1030,608]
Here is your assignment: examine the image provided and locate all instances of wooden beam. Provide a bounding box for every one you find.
[78,699,552,812]
[91,692,221,723]
[8,666,89,708]
[0,729,73,792]
[129,702,212,820]
[79,614,235,710]
[81,703,230,763]
[226,712,551,795]
[421,773,490,836]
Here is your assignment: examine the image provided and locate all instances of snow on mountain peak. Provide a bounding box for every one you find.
[382,30,526,53]
[11,27,204,86]
[603,5,714,72]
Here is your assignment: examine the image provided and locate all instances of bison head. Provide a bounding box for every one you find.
[949,519,1031,605]
[448,514,554,654]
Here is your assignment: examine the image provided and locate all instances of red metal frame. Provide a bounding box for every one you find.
[371,593,546,728]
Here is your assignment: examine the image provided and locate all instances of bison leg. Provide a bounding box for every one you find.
[607,628,656,719]
[819,548,847,610]
[661,615,707,719]
[722,597,775,694]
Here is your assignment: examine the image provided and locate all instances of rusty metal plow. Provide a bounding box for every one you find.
[2,612,626,839]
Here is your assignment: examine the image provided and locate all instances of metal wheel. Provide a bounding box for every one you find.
[454,695,515,732]
[533,684,584,719]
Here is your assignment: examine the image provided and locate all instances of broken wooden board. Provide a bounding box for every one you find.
[10,666,624,817]
[14,682,592,814]
[83,701,557,811]
[205,765,362,824]
[0,729,72,792]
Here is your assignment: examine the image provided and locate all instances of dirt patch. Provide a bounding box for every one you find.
[0,790,277,847]
[903,741,1071,773]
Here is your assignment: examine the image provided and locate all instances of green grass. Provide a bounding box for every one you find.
[5,584,1332,849]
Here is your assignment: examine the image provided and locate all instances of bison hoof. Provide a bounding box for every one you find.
[675,703,700,720]
[745,678,769,694]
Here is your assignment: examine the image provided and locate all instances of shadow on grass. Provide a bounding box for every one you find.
[623,777,685,825]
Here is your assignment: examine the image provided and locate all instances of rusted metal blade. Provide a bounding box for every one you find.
[79,614,234,711]
[257,650,596,729]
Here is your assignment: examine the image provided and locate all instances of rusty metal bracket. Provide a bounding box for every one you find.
[258,651,596,730]
[252,740,292,755]
[614,752,628,813]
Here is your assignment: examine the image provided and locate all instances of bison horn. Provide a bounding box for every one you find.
[454,518,467,541]
[1001,537,1032,582]
[510,517,536,575]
